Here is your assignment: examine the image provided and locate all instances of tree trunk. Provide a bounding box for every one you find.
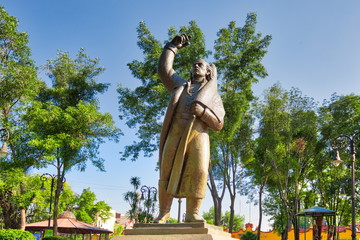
[52,156,67,236]
[208,181,222,226]
[229,196,235,233]
[215,200,222,226]
[293,181,300,240]
[282,211,293,240]
[257,192,263,240]
[207,167,226,226]
[227,151,238,234]
[20,208,26,230]
[0,190,21,229]
[212,196,222,226]
[1,205,21,229]
[20,182,27,230]
[293,216,299,240]
[281,228,289,240]
[52,176,63,236]
[257,177,268,240]
[53,185,59,235]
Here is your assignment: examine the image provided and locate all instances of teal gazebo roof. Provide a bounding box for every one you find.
[296,206,336,217]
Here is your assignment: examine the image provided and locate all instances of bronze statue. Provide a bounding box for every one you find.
[155,34,225,223]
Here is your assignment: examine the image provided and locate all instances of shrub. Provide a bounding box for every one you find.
[113,223,124,236]
[0,229,35,240]
[240,231,257,240]
[43,237,73,240]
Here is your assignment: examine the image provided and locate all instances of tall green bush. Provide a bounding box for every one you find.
[240,231,257,240]
[0,229,35,240]
[43,236,73,240]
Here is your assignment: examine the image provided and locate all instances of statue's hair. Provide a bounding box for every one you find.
[206,63,216,81]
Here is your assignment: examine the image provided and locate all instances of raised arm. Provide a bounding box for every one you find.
[157,34,191,92]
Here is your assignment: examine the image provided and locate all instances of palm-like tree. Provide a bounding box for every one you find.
[124,177,141,223]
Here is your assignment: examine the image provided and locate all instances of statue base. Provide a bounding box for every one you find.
[112,222,233,240]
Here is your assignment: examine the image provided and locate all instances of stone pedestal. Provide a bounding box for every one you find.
[112,222,234,240]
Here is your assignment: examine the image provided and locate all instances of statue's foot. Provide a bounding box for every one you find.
[154,212,170,224]
[185,213,206,223]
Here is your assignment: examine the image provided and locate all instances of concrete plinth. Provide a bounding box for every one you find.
[112,222,234,240]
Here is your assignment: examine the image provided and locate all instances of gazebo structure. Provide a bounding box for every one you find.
[26,210,112,240]
[296,206,336,240]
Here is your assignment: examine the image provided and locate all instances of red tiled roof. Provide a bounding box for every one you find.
[26,212,112,234]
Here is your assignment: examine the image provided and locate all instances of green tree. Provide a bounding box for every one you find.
[241,151,269,240]
[225,211,245,232]
[202,206,244,232]
[0,5,43,230]
[0,171,76,229]
[209,13,271,231]
[0,169,37,229]
[314,94,360,229]
[319,94,360,139]
[25,49,120,235]
[113,223,124,236]
[0,5,38,114]
[123,177,141,223]
[26,178,76,224]
[24,179,112,227]
[256,85,291,239]
[254,84,319,240]
[0,4,42,172]
[74,188,111,224]
[221,211,245,232]
[75,188,97,223]
[202,206,216,225]
[123,177,157,223]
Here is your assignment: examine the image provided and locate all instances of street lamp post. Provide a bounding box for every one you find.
[331,131,359,240]
[0,128,9,158]
[178,198,182,223]
[140,185,157,221]
[40,173,66,229]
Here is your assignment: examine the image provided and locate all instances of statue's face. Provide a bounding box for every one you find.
[191,60,208,79]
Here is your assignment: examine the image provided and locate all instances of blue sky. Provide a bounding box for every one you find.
[3,0,360,229]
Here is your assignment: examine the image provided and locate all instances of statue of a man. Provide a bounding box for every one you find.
[155,34,225,223]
